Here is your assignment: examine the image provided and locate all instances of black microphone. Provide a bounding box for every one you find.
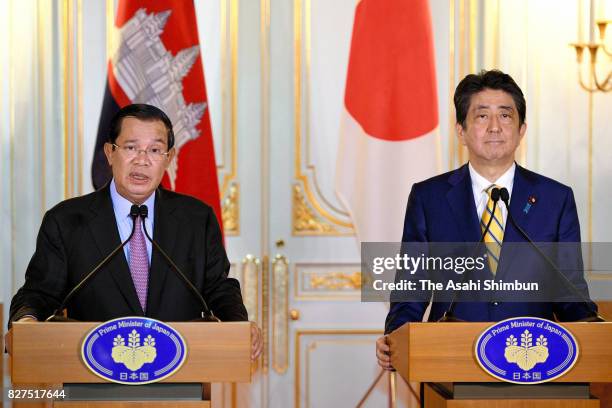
[498,187,603,322]
[137,205,220,322]
[46,205,141,322]
[439,188,501,322]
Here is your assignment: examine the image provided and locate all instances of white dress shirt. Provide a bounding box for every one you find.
[469,162,515,226]
[110,179,155,263]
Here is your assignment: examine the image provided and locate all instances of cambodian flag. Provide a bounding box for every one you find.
[92,0,222,231]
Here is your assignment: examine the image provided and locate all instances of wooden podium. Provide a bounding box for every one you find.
[8,321,253,407]
[388,322,612,408]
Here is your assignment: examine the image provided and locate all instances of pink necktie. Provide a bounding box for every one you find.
[129,216,149,312]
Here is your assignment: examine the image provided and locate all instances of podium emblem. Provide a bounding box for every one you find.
[504,329,549,371]
[111,329,157,371]
[475,317,578,384]
[82,317,187,385]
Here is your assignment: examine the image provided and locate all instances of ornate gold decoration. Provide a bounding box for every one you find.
[262,255,270,375]
[222,182,240,235]
[219,0,239,199]
[293,0,354,235]
[77,0,83,196]
[310,272,361,290]
[571,15,612,92]
[241,255,260,322]
[292,184,338,235]
[272,254,289,374]
[38,0,49,213]
[62,0,84,198]
[62,0,76,198]
[294,263,363,300]
[261,0,272,378]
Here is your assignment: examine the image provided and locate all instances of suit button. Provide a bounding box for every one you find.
[492,302,499,306]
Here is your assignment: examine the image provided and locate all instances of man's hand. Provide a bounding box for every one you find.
[250,323,263,360]
[4,331,11,355]
[5,317,38,354]
[376,335,394,371]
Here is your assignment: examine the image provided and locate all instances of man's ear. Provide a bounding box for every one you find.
[103,143,114,166]
[164,147,176,168]
[456,123,467,146]
[519,122,527,140]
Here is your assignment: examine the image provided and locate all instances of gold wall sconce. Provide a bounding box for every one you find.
[571,1,611,92]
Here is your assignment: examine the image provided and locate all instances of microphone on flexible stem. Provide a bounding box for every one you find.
[46,205,141,322]
[137,205,220,322]
[498,187,604,322]
[438,188,501,322]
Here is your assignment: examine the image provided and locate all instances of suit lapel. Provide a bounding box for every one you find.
[497,165,538,278]
[89,185,143,315]
[146,188,179,317]
[446,164,482,242]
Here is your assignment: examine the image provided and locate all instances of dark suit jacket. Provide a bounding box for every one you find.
[385,164,596,333]
[9,184,248,324]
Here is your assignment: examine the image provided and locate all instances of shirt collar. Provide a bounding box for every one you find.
[110,179,156,218]
[468,161,516,195]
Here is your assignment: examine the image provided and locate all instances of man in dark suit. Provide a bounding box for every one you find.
[376,70,597,370]
[9,104,262,359]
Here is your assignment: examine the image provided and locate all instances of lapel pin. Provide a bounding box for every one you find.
[523,195,536,214]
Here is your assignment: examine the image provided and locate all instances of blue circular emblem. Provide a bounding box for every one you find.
[475,317,579,384]
[81,317,187,385]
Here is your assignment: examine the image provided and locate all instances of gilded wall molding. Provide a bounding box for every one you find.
[294,263,362,300]
[61,0,84,199]
[241,254,260,322]
[272,254,289,374]
[292,183,339,235]
[77,0,83,196]
[218,0,239,204]
[222,181,240,235]
[62,0,78,198]
[293,0,354,236]
[37,0,49,214]
[260,0,271,380]
[310,272,361,291]
[261,255,270,375]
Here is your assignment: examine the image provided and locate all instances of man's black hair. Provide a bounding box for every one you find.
[109,104,175,149]
[454,69,526,128]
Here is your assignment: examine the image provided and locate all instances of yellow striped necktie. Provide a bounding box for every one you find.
[481,184,504,275]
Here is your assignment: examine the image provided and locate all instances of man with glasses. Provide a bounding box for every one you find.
[9,104,262,360]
